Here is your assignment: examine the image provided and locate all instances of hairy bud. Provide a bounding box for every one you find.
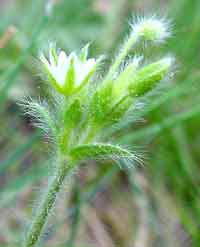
[129,57,172,97]
[132,17,170,42]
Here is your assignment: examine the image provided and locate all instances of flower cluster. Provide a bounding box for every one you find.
[24,16,174,247]
[38,17,173,142]
[38,18,173,141]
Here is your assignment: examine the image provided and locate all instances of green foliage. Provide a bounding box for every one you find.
[64,99,82,129]
[89,83,113,125]
[70,143,135,161]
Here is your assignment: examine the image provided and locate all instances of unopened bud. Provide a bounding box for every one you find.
[132,17,170,43]
[114,57,142,98]
[129,57,172,97]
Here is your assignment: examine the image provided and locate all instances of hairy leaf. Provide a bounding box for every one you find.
[69,143,136,162]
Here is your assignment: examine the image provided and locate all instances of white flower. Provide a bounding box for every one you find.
[131,16,170,42]
[72,54,96,86]
[40,45,96,95]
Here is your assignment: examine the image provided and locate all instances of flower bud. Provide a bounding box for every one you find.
[40,45,96,96]
[132,17,170,43]
[129,57,172,97]
[113,57,141,98]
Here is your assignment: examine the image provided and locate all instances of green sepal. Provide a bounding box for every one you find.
[79,43,90,62]
[64,57,76,95]
[49,46,58,65]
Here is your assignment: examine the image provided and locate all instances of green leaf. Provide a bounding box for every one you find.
[89,84,113,124]
[20,100,57,138]
[64,99,82,129]
[69,143,136,162]
[61,99,82,150]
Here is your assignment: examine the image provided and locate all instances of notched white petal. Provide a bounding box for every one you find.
[58,51,67,65]
[40,45,97,95]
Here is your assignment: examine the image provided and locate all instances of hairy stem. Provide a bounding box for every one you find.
[24,157,75,247]
[104,33,137,83]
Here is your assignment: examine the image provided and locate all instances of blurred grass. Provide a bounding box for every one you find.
[0,0,200,246]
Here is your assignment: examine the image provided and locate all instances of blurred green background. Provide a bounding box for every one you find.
[0,0,200,246]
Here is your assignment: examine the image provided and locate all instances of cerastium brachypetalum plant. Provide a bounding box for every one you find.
[22,16,173,247]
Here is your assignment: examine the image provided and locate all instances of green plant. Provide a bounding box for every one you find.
[22,16,172,247]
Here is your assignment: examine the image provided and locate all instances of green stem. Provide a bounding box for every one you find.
[104,33,138,83]
[24,157,75,247]
[66,183,81,245]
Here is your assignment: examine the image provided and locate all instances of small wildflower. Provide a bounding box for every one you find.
[24,13,174,247]
[40,45,96,95]
[132,17,170,42]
